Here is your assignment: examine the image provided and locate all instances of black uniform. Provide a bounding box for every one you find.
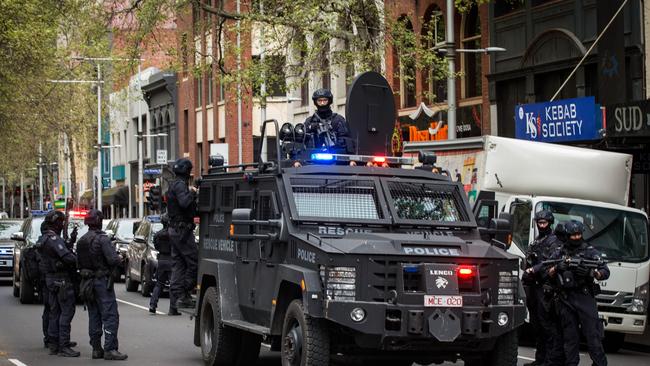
[149,226,173,312]
[548,240,610,366]
[303,109,350,149]
[36,226,51,348]
[41,229,77,354]
[523,230,564,366]
[77,228,123,355]
[167,176,198,308]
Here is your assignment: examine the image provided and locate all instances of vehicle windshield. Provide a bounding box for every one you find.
[289,177,384,221]
[116,221,136,241]
[538,202,649,262]
[384,181,466,223]
[0,221,22,239]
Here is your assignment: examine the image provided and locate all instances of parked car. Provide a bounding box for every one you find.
[124,215,165,297]
[105,218,141,282]
[12,213,88,303]
[0,220,23,282]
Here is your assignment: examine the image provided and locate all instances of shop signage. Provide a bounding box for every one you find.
[606,100,650,138]
[515,97,602,143]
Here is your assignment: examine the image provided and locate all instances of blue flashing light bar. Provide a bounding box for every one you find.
[30,210,52,217]
[311,153,334,161]
[403,265,420,274]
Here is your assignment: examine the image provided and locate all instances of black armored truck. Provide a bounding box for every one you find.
[192,72,526,366]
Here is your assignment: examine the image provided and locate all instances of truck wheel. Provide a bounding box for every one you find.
[281,299,329,366]
[200,286,238,366]
[125,265,138,292]
[140,264,153,297]
[487,330,518,366]
[19,269,35,304]
[603,331,625,353]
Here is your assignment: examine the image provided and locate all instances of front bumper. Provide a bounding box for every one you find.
[600,311,646,334]
[323,300,526,348]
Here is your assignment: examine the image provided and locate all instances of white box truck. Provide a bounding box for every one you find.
[404,135,649,352]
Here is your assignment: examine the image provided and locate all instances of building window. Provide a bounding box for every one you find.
[494,1,524,18]
[422,6,446,104]
[396,16,416,108]
[252,55,287,97]
[462,6,482,99]
[207,66,213,105]
[197,142,203,174]
[195,76,202,108]
[321,40,331,91]
[183,109,189,153]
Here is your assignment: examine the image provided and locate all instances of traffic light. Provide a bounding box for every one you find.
[148,186,161,211]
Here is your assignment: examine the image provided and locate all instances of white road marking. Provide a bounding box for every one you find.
[517,355,535,361]
[9,359,28,366]
[116,298,165,315]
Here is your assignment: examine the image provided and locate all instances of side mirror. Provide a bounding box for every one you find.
[134,235,146,243]
[489,212,513,249]
[11,232,25,241]
[105,229,115,240]
[230,208,253,240]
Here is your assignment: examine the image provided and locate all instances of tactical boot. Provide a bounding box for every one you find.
[92,348,105,359]
[104,350,128,360]
[58,347,80,357]
[149,306,156,314]
[168,309,181,316]
[48,345,59,356]
[66,341,77,348]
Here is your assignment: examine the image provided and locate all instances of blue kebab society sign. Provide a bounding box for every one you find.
[515,96,602,142]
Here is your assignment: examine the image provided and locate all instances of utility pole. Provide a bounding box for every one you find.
[96,63,102,210]
[38,143,43,210]
[137,63,144,218]
[446,0,457,140]
[237,0,243,164]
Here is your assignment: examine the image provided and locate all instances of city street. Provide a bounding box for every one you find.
[0,282,648,366]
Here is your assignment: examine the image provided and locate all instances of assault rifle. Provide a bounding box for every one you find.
[541,256,605,271]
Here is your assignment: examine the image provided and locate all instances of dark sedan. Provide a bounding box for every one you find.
[124,216,165,297]
[105,218,141,281]
[12,215,88,304]
[0,220,23,281]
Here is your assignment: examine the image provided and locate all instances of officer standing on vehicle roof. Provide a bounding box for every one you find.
[76,209,128,360]
[522,210,564,366]
[149,213,173,315]
[547,221,610,366]
[167,157,198,310]
[304,88,350,149]
[40,210,80,357]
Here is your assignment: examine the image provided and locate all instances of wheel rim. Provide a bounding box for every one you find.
[283,319,303,366]
[202,303,214,356]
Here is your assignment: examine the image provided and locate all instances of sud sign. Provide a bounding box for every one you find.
[515,96,602,143]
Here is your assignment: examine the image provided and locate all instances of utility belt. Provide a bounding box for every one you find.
[79,269,110,279]
[46,270,70,278]
[169,221,195,230]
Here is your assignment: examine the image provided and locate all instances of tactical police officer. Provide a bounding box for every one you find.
[76,209,128,361]
[522,210,564,366]
[167,157,198,310]
[303,88,351,149]
[40,210,79,357]
[548,221,610,366]
[149,214,173,315]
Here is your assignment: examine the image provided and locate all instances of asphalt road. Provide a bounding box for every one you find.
[0,280,648,366]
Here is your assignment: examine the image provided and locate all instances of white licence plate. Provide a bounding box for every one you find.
[424,295,463,307]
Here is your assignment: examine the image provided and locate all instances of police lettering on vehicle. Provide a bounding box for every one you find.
[406,230,455,237]
[317,226,372,235]
[297,248,316,263]
[203,238,235,252]
[402,246,461,256]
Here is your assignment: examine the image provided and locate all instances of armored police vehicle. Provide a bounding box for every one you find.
[192,72,526,366]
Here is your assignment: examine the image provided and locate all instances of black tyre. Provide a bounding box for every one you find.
[12,271,19,297]
[140,264,153,297]
[603,331,625,353]
[124,264,138,292]
[281,299,329,366]
[200,286,239,366]
[18,268,35,304]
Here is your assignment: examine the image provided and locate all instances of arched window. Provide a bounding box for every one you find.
[422,6,446,104]
[462,6,482,98]
[396,15,416,108]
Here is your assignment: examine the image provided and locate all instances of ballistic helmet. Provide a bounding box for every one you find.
[312,88,333,106]
[44,210,66,234]
[173,158,193,177]
[84,209,104,229]
[534,210,554,224]
[564,221,585,235]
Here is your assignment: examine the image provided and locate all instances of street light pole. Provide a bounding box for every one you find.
[39,143,43,210]
[137,63,144,218]
[97,63,103,210]
[446,0,457,140]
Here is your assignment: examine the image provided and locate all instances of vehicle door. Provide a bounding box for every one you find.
[232,188,259,316]
[131,221,150,281]
[13,219,31,278]
[504,197,533,262]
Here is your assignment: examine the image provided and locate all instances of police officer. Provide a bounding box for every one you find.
[149,214,173,315]
[76,209,128,361]
[40,210,79,357]
[304,88,350,149]
[522,210,564,366]
[548,221,610,366]
[167,158,198,310]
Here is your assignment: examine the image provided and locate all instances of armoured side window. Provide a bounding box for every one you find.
[235,191,254,209]
[220,184,235,212]
[509,200,532,252]
[258,191,279,220]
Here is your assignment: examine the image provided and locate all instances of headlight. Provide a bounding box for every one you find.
[320,266,356,301]
[628,282,649,314]
[497,270,518,305]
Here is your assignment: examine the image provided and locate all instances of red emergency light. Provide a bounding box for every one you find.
[69,209,88,218]
[457,265,475,278]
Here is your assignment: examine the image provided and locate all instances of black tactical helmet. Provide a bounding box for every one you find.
[84,209,104,229]
[44,210,66,233]
[312,88,333,106]
[554,221,567,242]
[564,220,585,235]
[173,158,193,177]
[534,210,554,224]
